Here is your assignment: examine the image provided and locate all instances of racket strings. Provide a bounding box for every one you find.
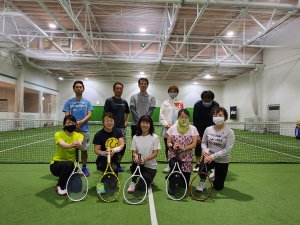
[123,175,148,205]
[66,172,88,202]
[99,173,120,202]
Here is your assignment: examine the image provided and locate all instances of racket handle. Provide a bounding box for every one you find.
[107,153,111,163]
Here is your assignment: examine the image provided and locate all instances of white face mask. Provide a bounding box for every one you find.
[169,92,178,99]
[213,116,225,126]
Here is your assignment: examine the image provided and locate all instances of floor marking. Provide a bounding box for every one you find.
[148,186,158,225]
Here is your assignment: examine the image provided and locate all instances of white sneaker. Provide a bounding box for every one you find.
[163,166,170,173]
[56,186,67,196]
[196,181,206,192]
[193,164,200,172]
[209,169,215,181]
[127,182,136,194]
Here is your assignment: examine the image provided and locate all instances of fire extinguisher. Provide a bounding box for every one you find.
[295,120,300,139]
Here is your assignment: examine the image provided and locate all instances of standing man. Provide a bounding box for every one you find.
[63,80,93,176]
[130,78,156,138]
[104,82,130,172]
[193,90,219,172]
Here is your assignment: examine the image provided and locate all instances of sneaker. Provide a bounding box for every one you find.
[163,165,170,173]
[209,169,215,181]
[127,182,136,194]
[56,186,67,196]
[96,182,105,194]
[196,181,206,192]
[82,167,90,177]
[117,165,124,172]
[193,164,200,172]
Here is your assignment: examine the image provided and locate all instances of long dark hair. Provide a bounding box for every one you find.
[136,115,154,136]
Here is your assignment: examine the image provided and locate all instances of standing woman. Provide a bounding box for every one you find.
[197,107,235,191]
[166,109,199,194]
[127,115,160,193]
[159,85,184,173]
[50,115,83,196]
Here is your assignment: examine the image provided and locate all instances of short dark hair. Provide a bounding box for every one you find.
[63,114,77,128]
[168,85,179,93]
[178,108,190,118]
[201,90,215,100]
[212,107,228,120]
[102,112,115,122]
[113,82,123,90]
[73,80,84,90]
[138,78,149,85]
[136,115,154,136]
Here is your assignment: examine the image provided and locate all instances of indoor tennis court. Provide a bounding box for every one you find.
[1,1,300,225]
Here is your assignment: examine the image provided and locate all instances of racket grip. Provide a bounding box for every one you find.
[107,154,111,163]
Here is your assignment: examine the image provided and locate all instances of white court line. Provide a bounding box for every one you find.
[236,134,299,149]
[236,140,300,159]
[0,138,52,153]
[0,132,53,143]
[148,186,158,225]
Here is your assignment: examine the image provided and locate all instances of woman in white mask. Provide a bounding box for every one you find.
[159,85,184,173]
[166,109,199,194]
[196,107,235,192]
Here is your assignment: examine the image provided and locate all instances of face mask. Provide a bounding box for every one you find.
[169,92,178,99]
[213,116,225,126]
[202,101,212,108]
[64,124,77,133]
[178,118,189,127]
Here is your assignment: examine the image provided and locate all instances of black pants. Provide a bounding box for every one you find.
[164,138,168,160]
[199,160,229,190]
[50,161,74,189]
[168,157,191,185]
[130,162,156,190]
[96,156,118,176]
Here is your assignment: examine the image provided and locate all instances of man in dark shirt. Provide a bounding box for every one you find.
[193,90,219,171]
[104,82,130,172]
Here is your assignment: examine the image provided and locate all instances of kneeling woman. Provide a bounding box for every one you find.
[93,112,125,194]
[50,115,83,196]
[127,115,161,193]
[166,109,199,194]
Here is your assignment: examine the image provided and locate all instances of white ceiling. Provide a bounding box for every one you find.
[0,0,299,85]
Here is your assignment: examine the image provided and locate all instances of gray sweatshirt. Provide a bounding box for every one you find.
[201,125,235,163]
[130,92,156,125]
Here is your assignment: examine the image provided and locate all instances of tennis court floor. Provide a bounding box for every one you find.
[1,163,299,225]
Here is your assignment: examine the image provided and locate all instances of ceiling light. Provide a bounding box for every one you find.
[226,31,234,37]
[204,74,212,79]
[140,72,144,75]
[58,77,64,80]
[85,77,89,80]
[140,27,146,33]
[49,23,57,29]
[193,82,198,85]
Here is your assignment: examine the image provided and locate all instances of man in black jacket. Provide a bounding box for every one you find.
[193,90,219,172]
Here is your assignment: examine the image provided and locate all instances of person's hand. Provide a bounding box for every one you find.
[105,148,114,157]
[204,154,214,164]
[71,141,82,149]
[76,120,84,130]
[173,142,181,150]
[140,156,146,165]
[133,154,139,164]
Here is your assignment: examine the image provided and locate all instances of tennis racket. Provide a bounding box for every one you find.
[123,154,148,205]
[165,150,187,201]
[189,162,213,201]
[66,148,88,202]
[98,153,120,202]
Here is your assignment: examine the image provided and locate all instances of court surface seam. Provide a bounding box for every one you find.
[148,186,158,225]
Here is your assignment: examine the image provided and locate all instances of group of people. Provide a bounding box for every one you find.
[50,78,235,196]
